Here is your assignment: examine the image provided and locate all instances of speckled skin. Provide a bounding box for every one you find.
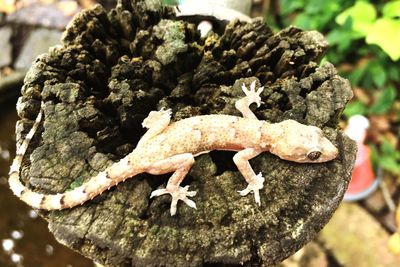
[9,82,338,215]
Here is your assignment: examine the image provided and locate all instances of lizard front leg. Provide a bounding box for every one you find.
[136,108,172,148]
[233,148,265,205]
[235,81,264,119]
[146,153,196,216]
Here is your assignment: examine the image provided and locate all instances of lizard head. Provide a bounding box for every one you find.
[264,120,338,163]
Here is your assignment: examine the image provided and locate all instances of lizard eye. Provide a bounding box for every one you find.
[307,151,322,161]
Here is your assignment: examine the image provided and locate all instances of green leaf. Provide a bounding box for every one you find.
[383,1,400,18]
[372,68,387,87]
[347,66,366,86]
[343,100,368,117]
[327,24,367,54]
[161,0,181,5]
[381,139,396,156]
[370,144,380,170]
[366,18,400,61]
[367,62,387,87]
[336,1,376,35]
[303,1,341,29]
[388,66,400,82]
[379,156,400,174]
[294,13,314,29]
[369,86,397,114]
[280,0,305,15]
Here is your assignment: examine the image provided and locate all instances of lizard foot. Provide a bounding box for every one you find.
[142,108,172,129]
[150,185,197,216]
[241,81,264,107]
[238,172,265,205]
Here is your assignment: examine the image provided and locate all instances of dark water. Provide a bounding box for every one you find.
[0,103,94,267]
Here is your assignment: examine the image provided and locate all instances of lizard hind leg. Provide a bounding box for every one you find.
[147,153,197,216]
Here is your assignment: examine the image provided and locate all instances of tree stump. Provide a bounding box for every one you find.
[15,0,356,266]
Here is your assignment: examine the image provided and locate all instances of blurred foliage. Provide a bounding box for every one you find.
[389,205,400,254]
[371,139,400,175]
[161,0,182,5]
[389,232,400,254]
[267,0,400,175]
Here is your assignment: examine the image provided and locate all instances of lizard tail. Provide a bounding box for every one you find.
[9,103,140,210]
[8,103,53,208]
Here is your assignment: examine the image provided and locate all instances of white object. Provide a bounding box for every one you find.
[197,20,213,37]
[176,0,252,22]
[345,115,370,143]
[2,239,14,253]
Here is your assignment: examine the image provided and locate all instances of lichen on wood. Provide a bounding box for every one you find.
[15,0,356,266]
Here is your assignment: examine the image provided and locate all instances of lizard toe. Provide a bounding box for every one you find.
[238,188,251,196]
[150,188,168,198]
[238,172,265,204]
[151,185,197,216]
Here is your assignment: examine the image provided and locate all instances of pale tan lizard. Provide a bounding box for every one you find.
[9,81,338,216]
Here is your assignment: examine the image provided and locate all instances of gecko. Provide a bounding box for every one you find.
[9,81,338,216]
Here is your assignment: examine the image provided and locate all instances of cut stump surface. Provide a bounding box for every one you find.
[15,0,356,266]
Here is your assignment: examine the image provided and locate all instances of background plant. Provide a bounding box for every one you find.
[267,0,400,175]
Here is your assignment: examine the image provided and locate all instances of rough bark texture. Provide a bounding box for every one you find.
[15,0,356,266]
